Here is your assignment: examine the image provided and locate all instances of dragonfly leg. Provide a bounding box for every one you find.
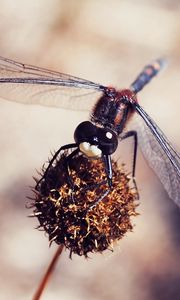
[120,130,139,198]
[35,143,77,190]
[103,154,113,188]
[87,154,112,211]
[63,148,80,189]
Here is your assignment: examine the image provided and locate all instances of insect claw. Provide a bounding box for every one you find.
[49,235,58,247]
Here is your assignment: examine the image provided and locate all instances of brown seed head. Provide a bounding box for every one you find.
[31,152,138,257]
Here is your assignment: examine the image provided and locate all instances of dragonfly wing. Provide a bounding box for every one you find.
[0,56,105,110]
[132,111,180,206]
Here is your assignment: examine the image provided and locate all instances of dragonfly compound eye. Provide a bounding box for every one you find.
[30,151,139,257]
[74,121,102,158]
[97,127,118,155]
[74,121,98,144]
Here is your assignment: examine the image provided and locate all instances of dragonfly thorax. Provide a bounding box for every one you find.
[91,89,135,135]
[74,121,118,158]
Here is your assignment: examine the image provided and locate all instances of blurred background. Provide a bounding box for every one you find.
[0,0,180,299]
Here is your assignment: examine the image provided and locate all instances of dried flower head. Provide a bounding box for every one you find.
[31,151,138,257]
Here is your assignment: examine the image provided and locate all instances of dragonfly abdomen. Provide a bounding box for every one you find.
[130,59,166,94]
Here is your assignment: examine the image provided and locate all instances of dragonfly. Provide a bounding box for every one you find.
[0,56,179,207]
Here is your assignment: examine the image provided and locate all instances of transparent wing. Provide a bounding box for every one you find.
[132,110,180,206]
[0,56,105,110]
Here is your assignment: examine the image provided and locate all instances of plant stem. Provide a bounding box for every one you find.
[32,244,64,300]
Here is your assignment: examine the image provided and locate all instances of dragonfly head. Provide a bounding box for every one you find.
[74,121,118,158]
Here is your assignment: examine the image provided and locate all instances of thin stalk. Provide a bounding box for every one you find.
[32,245,64,300]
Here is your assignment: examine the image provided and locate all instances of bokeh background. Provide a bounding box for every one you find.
[0,1,180,299]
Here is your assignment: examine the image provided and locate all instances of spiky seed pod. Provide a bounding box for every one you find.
[31,151,138,257]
